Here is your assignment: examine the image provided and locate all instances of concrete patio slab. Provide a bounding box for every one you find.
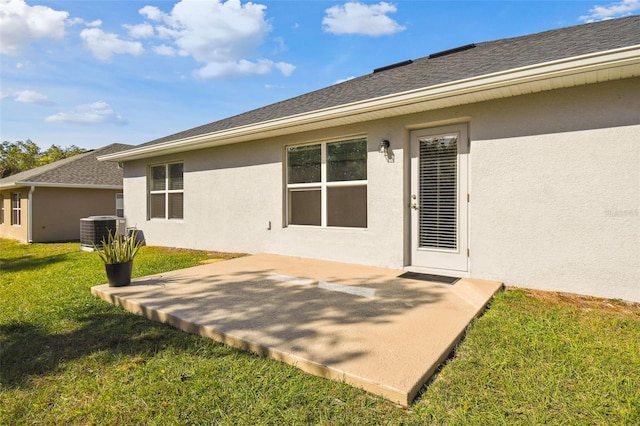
[91,254,502,406]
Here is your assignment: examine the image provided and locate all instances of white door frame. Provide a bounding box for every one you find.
[409,123,469,274]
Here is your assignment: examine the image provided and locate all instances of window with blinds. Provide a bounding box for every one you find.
[11,192,21,226]
[419,135,458,250]
[116,193,124,217]
[149,162,184,220]
[286,138,367,228]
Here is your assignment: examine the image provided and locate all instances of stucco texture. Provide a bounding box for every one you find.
[0,190,28,242]
[470,79,639,301]
[0,187,122,243]
[31,187,122,242]
[121,77,639,302]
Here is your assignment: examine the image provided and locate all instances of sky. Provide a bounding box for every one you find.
[1,0,639,150]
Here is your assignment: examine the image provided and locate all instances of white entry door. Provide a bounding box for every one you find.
[410,124,469,272]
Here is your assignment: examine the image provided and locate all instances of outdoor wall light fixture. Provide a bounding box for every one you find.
[379,139,390,153]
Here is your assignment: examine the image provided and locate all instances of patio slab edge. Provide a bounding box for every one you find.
[91,280,502,406]
[90,254,503,406]
[91,284,412,404]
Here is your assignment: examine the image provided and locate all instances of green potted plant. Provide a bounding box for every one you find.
[93,229,144,287]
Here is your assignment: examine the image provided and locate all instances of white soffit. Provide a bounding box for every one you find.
[100,46,640,162]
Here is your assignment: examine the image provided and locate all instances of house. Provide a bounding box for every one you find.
[0,143,132,243]
[99,17,640,302]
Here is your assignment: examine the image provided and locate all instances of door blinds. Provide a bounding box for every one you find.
[419,135,458,250]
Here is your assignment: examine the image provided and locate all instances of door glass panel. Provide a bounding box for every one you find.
[419,135,457,249]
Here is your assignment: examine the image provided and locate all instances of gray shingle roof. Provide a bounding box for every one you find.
[0,143,133,187]
[138,15,639,148]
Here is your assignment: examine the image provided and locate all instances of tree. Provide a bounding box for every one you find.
[0,140,40,178]
[38,144,85,166]
[38,144,65,165]
[0,140,87,178]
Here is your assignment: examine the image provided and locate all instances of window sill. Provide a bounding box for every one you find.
[286,224,368,231]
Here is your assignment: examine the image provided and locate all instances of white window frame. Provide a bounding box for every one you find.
[148,162,184,221]
[286,137,368,228]
[0,194,4,225]
[11,192,21,226]
[115,193,124,218]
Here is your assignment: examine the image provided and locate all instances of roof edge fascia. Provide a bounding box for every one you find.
[0,182,123,190]
[99,45,640,162]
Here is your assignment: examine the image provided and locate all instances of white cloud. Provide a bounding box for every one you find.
[67,17,102,27]
[45,101,127,125]
[138,0,295,78]
[274,62,295,76]
[194,59,295,79]
[580,0,640,22]
[124,22,154,39]
[154,44,179,56]
[158,0,271,63]
[13,89,50,105]
[80,27,144,61]
[139,5,165,22]
[323,1,405,36]
[155,25,180,40]
[1,88,51,105]
[0,0,69,55]
[273,36,287,53]
[334,76,356,85]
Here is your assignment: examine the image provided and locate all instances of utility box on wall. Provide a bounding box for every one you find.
[80,216,125,251]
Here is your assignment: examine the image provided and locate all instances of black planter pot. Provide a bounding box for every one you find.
[105,261,133,287]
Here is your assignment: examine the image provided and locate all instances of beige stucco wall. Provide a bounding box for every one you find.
[0,189,28,242]
[31,187,122,242]
[124,119,406,268]
[122,77,639,301]
[469,79,639,302]
[0,187,122,243]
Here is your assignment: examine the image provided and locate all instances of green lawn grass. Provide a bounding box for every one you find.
[1,238,638,425]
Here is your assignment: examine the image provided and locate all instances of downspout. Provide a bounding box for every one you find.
[28,185,35,243]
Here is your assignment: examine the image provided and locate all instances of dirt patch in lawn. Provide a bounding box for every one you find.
[511,288,640,317]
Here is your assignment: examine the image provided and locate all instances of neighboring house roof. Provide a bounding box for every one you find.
[0,143,133,189]
[101,15,640,162]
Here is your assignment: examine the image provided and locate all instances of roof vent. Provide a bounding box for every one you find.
[428,43,476,59]
[373,59,413,73]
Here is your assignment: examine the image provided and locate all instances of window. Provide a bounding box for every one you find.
[149,162,183,220]
[11,192,21,226]
[0,195,4,225]
[116,193,124,217]
[286,138,367,228]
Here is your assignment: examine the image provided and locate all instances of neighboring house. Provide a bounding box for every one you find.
[0,143,132,243]
[100,17,639,302]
